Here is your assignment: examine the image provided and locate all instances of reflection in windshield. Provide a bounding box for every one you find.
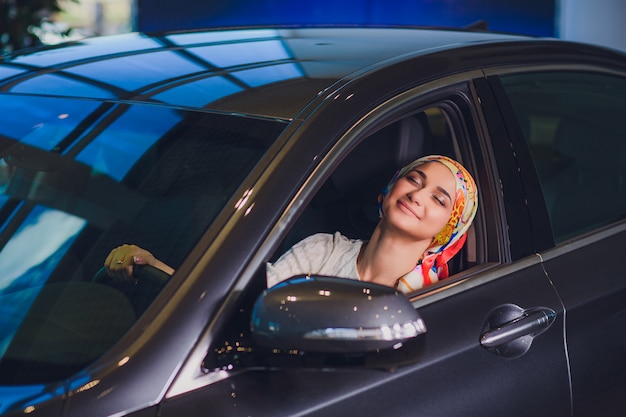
[2,29,305,112]
[0,384,53,415]
[65,50,208,91]
[152,75,243,108]
[188,39,291,68]
[0,29,297,384]
[0,95,101,149]
[0,106,287,384]
[75,105,182,181]
[11,34,163,67]
[0,206,86,356]
[10,73,118,100]
[0,206,85,292]
[0,65,26,80]
[234,62,302,87]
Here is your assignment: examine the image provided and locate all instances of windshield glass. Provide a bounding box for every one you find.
[0,97,286,384]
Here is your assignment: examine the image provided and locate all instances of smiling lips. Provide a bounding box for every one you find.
[397,199,421,219]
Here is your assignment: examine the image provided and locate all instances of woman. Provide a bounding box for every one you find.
[105,155,478,292]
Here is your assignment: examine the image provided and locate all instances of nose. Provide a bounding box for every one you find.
[406,188,424,205]
[405,191,426,218]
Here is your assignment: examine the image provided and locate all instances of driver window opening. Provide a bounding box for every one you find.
[206,105,482,373]
[268,105,479,294]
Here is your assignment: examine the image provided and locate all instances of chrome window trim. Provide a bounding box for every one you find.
[538,221,626,263]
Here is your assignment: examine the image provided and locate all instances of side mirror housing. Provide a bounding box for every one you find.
[251,276,426,354]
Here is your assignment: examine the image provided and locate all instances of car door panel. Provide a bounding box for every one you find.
[160,74,571,416]
[484,67,626,416]
[540,227,626,416]
[161,260,570,417]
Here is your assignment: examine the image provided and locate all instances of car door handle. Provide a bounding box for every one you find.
[480,305,556,357]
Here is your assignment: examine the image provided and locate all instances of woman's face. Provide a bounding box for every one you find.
[382,161,456,243]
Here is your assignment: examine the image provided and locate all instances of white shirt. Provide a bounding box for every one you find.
[266,232,363,288]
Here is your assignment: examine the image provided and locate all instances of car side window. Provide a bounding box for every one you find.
[500,71,626,242]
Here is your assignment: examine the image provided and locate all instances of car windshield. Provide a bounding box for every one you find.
[0,96,286,384]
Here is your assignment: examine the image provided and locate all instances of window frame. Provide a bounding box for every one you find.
[265,85,504,300]
[170,73,519,398]
[486,65,626,246]
[201,80,508,374]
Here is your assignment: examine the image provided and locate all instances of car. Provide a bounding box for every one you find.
[0,25,625,417]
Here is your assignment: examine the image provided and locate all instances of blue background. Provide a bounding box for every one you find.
[137,0,556,37]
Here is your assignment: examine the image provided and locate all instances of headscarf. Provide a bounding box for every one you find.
[377,155,478,292]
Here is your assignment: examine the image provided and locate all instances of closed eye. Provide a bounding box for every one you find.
[406,173,424,188]
[436,186,453,206]
[433,195,446,206]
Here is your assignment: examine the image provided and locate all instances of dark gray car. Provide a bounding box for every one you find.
[0,27,625,416]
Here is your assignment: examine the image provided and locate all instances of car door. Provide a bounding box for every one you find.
[490,68,626,416]
[159,75,572,417]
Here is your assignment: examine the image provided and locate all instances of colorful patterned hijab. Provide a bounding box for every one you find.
[378,155,478,292]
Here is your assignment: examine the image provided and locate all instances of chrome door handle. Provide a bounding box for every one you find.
[480,305,556,357]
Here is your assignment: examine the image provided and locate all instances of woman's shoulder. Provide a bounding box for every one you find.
[284,232,362,260]
[295,232,360,247]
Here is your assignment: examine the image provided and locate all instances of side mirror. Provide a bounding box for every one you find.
[251,276,426,354]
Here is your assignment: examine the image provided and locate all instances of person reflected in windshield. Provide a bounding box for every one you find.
[104,155,477,293]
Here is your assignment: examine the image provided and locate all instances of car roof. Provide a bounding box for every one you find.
[0,26,616,120]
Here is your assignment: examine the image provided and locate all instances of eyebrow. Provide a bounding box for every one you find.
[413,169,453,203]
